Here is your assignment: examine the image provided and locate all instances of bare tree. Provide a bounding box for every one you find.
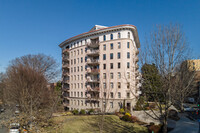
[140,23,193,133]
[3,54,60,130]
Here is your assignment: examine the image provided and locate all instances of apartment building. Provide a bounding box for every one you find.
[59,24,140,113]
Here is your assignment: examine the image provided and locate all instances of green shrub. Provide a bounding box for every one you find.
[80,109,86,115]
[121,114,132,122]
[88,109,95,114]
[119,108,125,114]
[72,109,79,115]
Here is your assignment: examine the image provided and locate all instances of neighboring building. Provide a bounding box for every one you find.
[59,24,140,112]
[183,59,200,101]
[186,59,200,71]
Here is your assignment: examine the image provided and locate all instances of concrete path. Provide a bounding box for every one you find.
[169,113,199,133]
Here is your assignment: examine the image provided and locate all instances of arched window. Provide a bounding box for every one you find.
[118,32,121,38]
[110,34,113,40]
[128,32,130,38]
[103,35,106,41]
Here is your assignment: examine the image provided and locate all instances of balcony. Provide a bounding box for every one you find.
[135,56,139,62]
[63,56,69,61]
[86,59,99,65]
[62,64,70,69]
[87,49,99,56]
[87,68,100,74]
[135,64,139,70]
[86,41,99,48]
[63,49,70,54]
[63,79,69,84]
[63,103,69,107]
[136,49,139,55]
[63,71,70,76]
[86,76,100,83]
[87,85,100,92]
[63,87,70,91]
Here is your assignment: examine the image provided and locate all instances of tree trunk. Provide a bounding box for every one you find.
[163,116,168,133]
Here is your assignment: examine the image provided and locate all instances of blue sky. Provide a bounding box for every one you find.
[0,0,200,73]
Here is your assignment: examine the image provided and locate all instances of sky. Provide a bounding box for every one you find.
[0,0,200,73]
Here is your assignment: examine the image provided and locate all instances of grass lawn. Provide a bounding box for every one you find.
[43,115,148,133]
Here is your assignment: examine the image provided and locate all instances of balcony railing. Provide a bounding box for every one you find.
[86,59,99,65]
[135,56,139,62]
[86,76,100,82]
[87,68,100,74]
[63,79,69,84]
[87,85,100,92]
[63,56,69,61]
[87,49,99,56]
[63,103,69,106]
[62,64,70,68]
[86,41,99,48]
[63,71,70,76]
[136,49,139,55]
[63,49,70,53]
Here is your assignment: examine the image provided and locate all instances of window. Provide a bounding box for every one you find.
[118,42,121,49]
[74,83,76,89]
[127,92,130,98]
[81,100,83,106]
[74,67,76,72]
[81,83,83,88]
[71,92,73,97]
[81,92,83,97]
[118,72,121,79]
[127,62,130,68]
[110,73,113,79]
[71,51,73,56]
[81,66,83,71]
[128,32,130,38]
[117,52,121,59]
[110,82,114,89]
[104,92,106,98]
[118,62,121,68]
[74,51,76,56]
[127,72,130,79]
[118,92,121,98]
[118,32,121,38]
[77,66,79,72]
[110,43,113,49]
[103,35,106,41]
[74,75,76,80]
[127,42,130,48]
[71,68,73,73]
[78,92,79,97]
[71,60,73,65]
[81,75,83,80]
[71,76,73,81]
[103,44,106,50]
[110,63,113,69]
[127,82,130,89]
[110,92,113,98]
[118,82,121,89]
[81,49,83,54]
[74,92,76,97]
[77,58,79,64]
[110,53,113,59]
[103,64,106,69]
[78,75,79,80]
[71,84,73,89]
[77,50,79,55]
[103,54,106,60]
[110,102,113,108]
[74,59,76,64]
[103,83,106,89]
[85,57,87,62]
[110,34,113,40]
[127,52,130,59]
[103,73,106,79]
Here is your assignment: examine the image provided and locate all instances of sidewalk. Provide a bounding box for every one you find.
[169,113,199,133]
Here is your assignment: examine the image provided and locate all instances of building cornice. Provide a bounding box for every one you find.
[59,24,140,48]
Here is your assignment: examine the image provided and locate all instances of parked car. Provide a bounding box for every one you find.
[9,123,20,133]
[183,104,195,112]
